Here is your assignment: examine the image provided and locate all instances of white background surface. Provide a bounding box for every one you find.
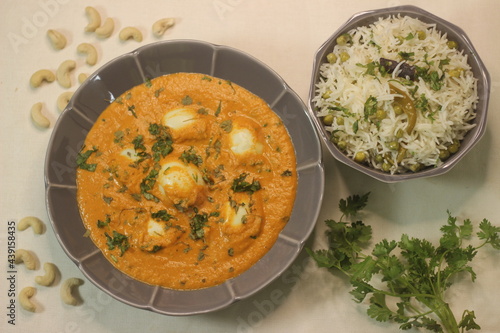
[1,0,499,332]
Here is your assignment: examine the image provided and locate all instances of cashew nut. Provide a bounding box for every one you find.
[60,278,84,306]
[77,42,98,66]
[30,69,55,88]
[15,249,37,270]
[152,18,175,37]
[78,73,88,84]
[84,6,101,32]
[95,17,115,39]
[57,91,74,112]
[119,27,143,42]
[47,29,67,50]
[56,59,76,88]
[19,287,37,312]
[30,102,50,129]
[18,216,45,234]
[35,263,58,287]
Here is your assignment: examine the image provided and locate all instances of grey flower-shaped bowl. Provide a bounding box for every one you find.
[44,40,324,315]
[308,5,490,183]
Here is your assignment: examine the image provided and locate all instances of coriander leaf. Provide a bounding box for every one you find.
[151,209,174,221]
[76,146,98,171]
[179,146,202,166]
[182,95,193,105]
[363,96,378,120]
[339,192,370,217]
[105,230,130,256]
[458,310,481,331]
[189,212,209,240]
[231,173,261,194]
[308,193,500,333]
[477,218,500,249]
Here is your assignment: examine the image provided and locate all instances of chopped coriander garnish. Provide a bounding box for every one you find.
[151,209,174,221]
[182,95,193,105]
[231,173,261,194]
[363,96,378,120]
[105,230,130,256]
[189,210,209,240]
[128,105,137,118]
[76,146,98,172]
[179,146,202,167]
[220,119,233,133]
[97,215,111,228]
[154,87,164,98]
[215,101,222,117]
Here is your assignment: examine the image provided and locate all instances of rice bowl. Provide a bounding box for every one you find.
[308,6,490,182]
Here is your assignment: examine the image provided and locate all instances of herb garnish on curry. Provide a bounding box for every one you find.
[76,73,297,290]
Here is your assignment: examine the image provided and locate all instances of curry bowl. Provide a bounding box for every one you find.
[44,40,324,315]
[308,5,490,183]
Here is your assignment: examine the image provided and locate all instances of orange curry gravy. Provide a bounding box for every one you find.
[76,73,297,290]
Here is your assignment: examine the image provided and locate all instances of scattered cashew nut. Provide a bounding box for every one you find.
[15,249,37,270]
[35,263,58,287]
[78,73,88,84]
[61,278,84,306]
[19,287,37,312]
[152,18,175,37]
[119,27,143,42]
[47,29,67,50]
[95,17,115,39]
[84,6,101,32]
[30,102,50,129]
[56,59,76,88]
[57,91,74,112]
[77,42,98,66]
[30,69,55,88]
[18,216,45,234]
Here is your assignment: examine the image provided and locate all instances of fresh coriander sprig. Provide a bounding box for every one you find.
[307,192,500,333]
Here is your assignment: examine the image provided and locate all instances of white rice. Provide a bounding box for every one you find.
[313,15,478,174]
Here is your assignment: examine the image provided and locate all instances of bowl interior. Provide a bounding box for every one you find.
[308,5,490,183]
[45,39,324,315]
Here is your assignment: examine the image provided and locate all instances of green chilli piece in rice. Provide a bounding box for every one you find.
[313,15,478,174]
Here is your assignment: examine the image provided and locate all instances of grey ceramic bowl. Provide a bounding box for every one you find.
[308,5,490,183]
[44,40,324,315]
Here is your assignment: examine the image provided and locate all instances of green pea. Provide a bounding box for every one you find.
[382,162,392,172]
[322,90,331,99]
[354,151,366,163]
[448,68,464,78]
[326,52,337,64]
[409,163,421,172]
[323,115,334,126]
[448,140,460,154]
[340,52,350,63]
[393,103,404,115]
[375,154,384,163]
[336,116,345,126]
[395,129,404,139]
[337,140,347,150]
[336,33,352,46]
[439,149,450,160]
[416,30,426,40]
[447,40,458,49]
[375,109,387,120]
[387,141,400,150]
